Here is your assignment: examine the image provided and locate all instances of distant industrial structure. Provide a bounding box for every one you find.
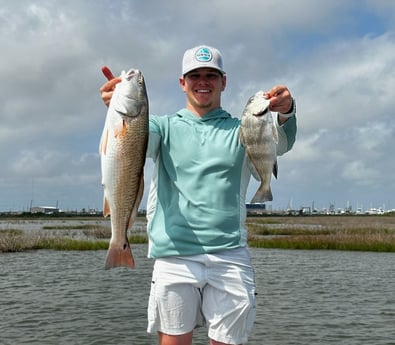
[29,206,100,215]
[246,203,266,215]
[30,206,60,214]
[0,198,393,217]
[245,201,394,216]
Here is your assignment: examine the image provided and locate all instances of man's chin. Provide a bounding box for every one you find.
[195,101,212,109]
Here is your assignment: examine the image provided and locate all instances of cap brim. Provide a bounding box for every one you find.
[183,66,225,76]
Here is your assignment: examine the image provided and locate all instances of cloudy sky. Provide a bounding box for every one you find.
[1,0,395,212]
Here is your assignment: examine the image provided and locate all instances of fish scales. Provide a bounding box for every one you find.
[240,90,278,203]
[99,69,148,270]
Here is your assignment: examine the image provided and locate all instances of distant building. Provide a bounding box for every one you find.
[246,203,266,215]
[30,206,60,214]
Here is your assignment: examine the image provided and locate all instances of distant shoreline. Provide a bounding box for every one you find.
[1,214,394,253]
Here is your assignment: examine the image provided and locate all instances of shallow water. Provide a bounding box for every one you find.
[1,246,394,344]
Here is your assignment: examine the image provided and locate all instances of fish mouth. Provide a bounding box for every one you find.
[125,69,142,82]
[253,108,269,116]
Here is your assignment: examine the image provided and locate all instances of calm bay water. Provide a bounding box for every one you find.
[1,245,394,345]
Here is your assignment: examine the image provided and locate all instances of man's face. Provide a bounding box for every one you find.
[179,68,226,116]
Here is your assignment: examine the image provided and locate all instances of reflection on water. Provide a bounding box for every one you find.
[1,246,394,345]
[253,249,395,345]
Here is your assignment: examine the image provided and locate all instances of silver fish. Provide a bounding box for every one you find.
[99,69,148,269]
[240,90,278,203]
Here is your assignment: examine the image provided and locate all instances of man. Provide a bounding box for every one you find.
[100,45,297,345]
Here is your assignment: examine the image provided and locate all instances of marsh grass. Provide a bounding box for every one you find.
[82,226,111,239]
[249,233,395,252]
[247,216,395,252]
[0,232,147,252]
[0,223,148,252]
[128,234,148,244]
[35,237,109,251]
[1,215,394,252]
[0,232,31,252]
[42,224,103,230]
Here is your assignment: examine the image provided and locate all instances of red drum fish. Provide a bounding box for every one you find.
[99,68,148,269]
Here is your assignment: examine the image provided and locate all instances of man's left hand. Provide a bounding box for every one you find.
[264,85,293,114]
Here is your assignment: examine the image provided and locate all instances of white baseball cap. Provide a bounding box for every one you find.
[182,45,225,76]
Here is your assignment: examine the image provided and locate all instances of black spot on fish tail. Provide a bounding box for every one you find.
[105,242,135,270]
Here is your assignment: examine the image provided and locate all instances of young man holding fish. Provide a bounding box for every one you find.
[100,45,296,345]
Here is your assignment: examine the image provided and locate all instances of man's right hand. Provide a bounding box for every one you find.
[99,66,121,107]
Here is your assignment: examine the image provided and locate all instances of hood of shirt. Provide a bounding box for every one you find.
[176,107,232,123]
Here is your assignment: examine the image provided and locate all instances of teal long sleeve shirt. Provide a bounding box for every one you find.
[146,107,297,258]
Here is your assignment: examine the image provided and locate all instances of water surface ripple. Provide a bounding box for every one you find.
[1,246,394,344]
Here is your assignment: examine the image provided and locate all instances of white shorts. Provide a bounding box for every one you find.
[147,247,256,344]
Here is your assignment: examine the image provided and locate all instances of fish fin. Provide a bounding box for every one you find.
[135,174,145,208]
[245,154,261,181]
[114,120,127,138]
[103,196,110,217]
[99,127,108,155]
[273,160,278,179]
[105,241,135,270]
[126,174,145,229]
[251,184,273,203]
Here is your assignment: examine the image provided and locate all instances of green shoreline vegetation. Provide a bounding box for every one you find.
[1,215,394,253]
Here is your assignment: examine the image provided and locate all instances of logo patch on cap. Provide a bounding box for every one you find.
[195,47,212,62]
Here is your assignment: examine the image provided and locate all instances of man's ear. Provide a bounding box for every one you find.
[179,76,186,92]
[221,75,227,91]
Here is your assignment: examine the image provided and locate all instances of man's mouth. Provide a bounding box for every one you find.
[196,89,211,93]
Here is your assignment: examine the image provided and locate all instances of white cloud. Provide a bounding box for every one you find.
[293,32,395,133]
[0,0,394,211]
[9,149,99,185]
[341,160,381,186]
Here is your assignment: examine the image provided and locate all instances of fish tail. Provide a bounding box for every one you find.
[251,185,273,203]
[105,241,135,270]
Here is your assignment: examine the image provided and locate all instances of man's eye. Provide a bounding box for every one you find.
[186,73,220,80]
[207,73,219,79]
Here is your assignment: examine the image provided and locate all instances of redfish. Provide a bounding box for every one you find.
[99,68,148,269]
